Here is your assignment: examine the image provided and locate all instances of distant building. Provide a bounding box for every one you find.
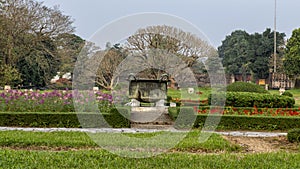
[50,72,72,84]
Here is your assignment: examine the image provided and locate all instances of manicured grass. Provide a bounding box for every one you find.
[168,87,300,108]
[1,150,300,168]
[168,87,211,100]
[0,130,299,168]
[0,131,96,148]
[0,130,239,153]
[269,89,300,107]
[174,130,240,152]
[288,89,300,107]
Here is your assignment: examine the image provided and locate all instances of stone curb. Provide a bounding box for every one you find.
[0,127,287,137]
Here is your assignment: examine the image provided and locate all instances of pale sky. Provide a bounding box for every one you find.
[37,0,300,48]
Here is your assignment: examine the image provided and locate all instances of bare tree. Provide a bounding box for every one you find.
[74,26,217,90]
[2,0,74,37]
[1,0,74,65]
[94,44,127,90]
[124,25,217,81]
[126,25,216,65]
[73,43,126,90]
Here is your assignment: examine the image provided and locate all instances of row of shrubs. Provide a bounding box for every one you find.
[2,106,300,143]
[227,81,294,98]
[208,92,295,108]
[0,108,130,128]
[1,106,300,132]
[169,107,300,131]
[196,106,300,116]
[287,128,300,143]
[226,81,269,94]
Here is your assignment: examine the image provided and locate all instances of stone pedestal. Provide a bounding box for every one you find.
[4,85,11,91]
[131,99,140,107]
[130,107,168,123]
[130,106,173,129]
[155,99,165,107]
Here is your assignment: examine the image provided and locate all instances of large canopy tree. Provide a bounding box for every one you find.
[54,33,85,74]
[16,35,59,86]
[125,25,217,80]
[74,25,218,90]
[0,0,75,87]
[284,28,300,88]
[218,30,251,77]
[218,28,285,80]
[284,28,300,77]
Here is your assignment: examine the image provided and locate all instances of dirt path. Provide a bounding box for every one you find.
[223,136,299,153]
[1,137,298,154]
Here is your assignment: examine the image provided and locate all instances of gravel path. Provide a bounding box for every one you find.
[0,127,287,137]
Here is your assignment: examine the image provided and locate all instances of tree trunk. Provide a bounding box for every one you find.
[295,78,300,89]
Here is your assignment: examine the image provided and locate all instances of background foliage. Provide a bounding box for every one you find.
[218,28,285,80]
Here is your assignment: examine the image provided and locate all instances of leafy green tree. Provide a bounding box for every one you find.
[0,64,22,86]
[218,28,285,80]
[54,33,85,74]
[16,36,59,87]
[250,29,285,78]
[284,28,300,77]
[218,30,252,79]
[0,0,75,87]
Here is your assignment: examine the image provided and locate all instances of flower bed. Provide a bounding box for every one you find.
[209,92,295,108]
[169,107,300,131]
[195,106,300,117]
[0,90,113,112]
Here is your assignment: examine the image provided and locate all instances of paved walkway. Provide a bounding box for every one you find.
[0,127,287,137]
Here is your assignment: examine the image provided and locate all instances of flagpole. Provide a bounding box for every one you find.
[274,0,277,73]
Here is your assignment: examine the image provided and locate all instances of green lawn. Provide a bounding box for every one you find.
[269,89,300,107]
[168,87,212,101]
[1,150,300,169]
[0,130,239,153]
[168,87,300,108]
[0,130,299,168]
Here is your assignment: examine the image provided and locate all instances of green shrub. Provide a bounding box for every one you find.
[282,91,294,97]
[0,108,130,128]
[169,108,300,131]
[209,92,295,108]
[227,82,269,94]
[194,115,300,131]
[171,107,197,129]
[287,128,300,143]
[168,107,179,120]
[167,96,173,102]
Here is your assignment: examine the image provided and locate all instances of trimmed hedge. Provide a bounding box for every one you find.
[196,106,300,116]
[169,107,300,131]
[226,82,269,94]
[209,92,295,108]
[173,107,195,129]
[282,91,294,97]
[0,108,130,128]
[168,107,180,120]
[194,115,300,131]
[287,128,300,143]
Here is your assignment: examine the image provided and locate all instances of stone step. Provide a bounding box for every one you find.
[130,107,169,123]
[130,124,174,130]
[131,121,173,125]
[154,113,173,123]
[130,106,174,130]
